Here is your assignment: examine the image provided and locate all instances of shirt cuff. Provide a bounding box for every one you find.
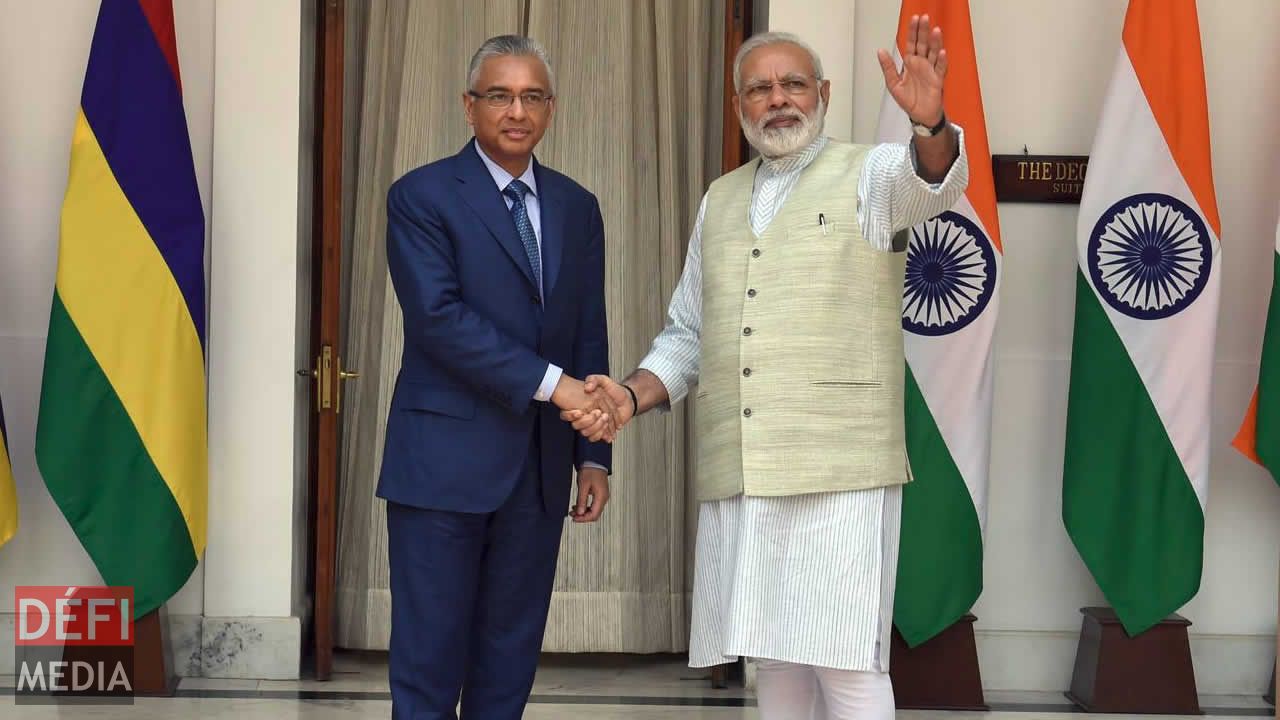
[534,364,563,402]
[579,461,608,473]
[637,354,688,412]
[909,123,967,190]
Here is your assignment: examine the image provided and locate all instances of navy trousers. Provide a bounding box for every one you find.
[386,438,564,719]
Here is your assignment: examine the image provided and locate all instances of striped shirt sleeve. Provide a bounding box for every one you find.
[858,123,970,251]
[637,195,707,409]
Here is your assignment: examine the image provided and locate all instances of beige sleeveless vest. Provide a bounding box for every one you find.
[693,141,911,502]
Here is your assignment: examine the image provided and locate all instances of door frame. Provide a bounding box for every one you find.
[304,0,347,682]
[302,0,755,683]
[722,0,754,172]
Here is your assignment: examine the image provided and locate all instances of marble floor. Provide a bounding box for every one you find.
[2,650,1275,719]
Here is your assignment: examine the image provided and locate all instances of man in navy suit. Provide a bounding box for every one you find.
[377,35,621,720]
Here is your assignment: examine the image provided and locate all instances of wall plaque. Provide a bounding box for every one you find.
[992,154,1089,204]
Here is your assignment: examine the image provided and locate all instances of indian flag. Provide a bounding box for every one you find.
[1231,206,1280,487]
[35,0,207,618]
[875,0,1001,647]
[0,392,16,549]
[1062,0,1220,637]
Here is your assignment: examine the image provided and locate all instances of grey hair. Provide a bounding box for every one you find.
[467,35,556,94]
[732,31,824,92]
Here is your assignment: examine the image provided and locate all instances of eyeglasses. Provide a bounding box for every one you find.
[740,76,819,103]
[468,90,553,109]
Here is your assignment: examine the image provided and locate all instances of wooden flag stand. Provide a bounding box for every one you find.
[56,606,177,699]
[888,613,987,710]
[1066,607,1200,714]
[131,607,178,697]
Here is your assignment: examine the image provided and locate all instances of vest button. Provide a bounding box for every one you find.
[743,408,752,417]
[751,248,761,257]
[742,368,751,376]
[742,327,752,336]
[747,289,757,297]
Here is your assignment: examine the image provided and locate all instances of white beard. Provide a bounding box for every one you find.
[741,98,826,159]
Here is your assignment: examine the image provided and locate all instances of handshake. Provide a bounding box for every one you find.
[550,374,635,443]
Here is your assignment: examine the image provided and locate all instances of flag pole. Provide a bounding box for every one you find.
[1264,550,1274,707]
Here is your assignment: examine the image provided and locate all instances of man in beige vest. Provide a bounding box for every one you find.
[564,17,968,719]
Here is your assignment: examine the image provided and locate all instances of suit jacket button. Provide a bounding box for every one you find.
[742,368,751,377]
[743,408,752,417]
[752,248,761,257]
[743,327,752,336]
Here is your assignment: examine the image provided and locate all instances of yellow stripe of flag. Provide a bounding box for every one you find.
[0,393,16,549]
[56,112,207,554]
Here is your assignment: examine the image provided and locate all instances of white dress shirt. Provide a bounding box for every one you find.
[475,143,606,472]
[473,143,562,403]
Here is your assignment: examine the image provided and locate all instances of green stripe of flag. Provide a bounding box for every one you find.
[1063,272,1204,636]
[35,292,197,618]
[1254,253,1280,482]
[895,367,984,647]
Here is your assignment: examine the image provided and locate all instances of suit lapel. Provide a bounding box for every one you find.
[453,140,538,292]
[534,160,565,300]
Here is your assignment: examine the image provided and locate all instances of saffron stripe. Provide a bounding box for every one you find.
[80,0,205,348]
[1122,0,1221,237]
[57,111,207,556]
[895,0,1002,252]
[36,293,197,617]
[1232,390,1260,464]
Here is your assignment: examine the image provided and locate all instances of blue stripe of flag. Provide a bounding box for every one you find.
[79,0,206,350]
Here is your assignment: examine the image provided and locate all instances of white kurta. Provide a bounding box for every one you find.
[639,132,969,673]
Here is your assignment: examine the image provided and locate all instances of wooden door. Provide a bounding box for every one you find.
[300,0,352,682]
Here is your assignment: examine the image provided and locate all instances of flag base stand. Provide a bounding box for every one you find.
[1066,607,1200,714]
[889,613,987,710]
[54,606,177,698]
[132,607,178,697]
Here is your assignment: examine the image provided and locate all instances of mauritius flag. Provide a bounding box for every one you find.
[0,393,16,549]
[35,0,206,619]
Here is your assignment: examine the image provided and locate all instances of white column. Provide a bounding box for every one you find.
[764,0,858,141]
[203,0,305,679]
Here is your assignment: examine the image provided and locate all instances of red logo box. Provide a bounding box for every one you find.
[13,587,136,704]
[15,586,134,647]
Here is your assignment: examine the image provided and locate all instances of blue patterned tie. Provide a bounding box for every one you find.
[502,179,542,295]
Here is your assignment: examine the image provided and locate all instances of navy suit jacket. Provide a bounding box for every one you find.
[376,139,611,516]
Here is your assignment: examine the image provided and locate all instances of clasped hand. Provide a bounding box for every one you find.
[551,374,634,443]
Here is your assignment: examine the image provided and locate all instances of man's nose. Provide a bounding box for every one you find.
[506,97,529,121]
[766,84,792,111]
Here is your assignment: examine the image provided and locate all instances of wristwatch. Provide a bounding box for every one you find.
[911,112,948,137]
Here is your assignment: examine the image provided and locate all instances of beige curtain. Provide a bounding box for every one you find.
[334,0,724,653]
